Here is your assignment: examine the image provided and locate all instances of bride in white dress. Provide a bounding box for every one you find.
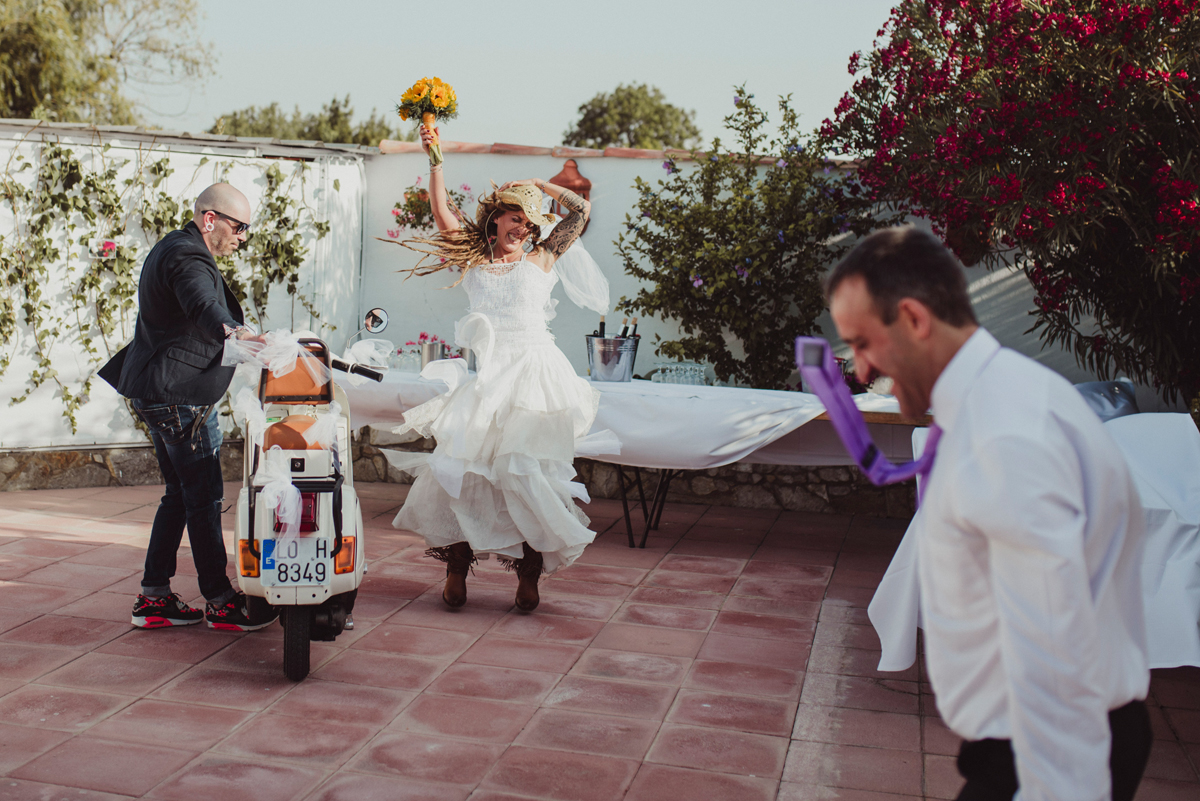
[388,124,619,611]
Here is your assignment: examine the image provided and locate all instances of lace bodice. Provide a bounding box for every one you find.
[463,259,558,338]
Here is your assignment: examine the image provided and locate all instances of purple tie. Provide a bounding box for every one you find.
[796,337,941,502]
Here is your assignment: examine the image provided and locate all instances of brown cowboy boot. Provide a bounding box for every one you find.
[512,542,544,612]
[427,542,475,608]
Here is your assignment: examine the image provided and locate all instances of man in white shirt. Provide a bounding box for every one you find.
[826,227,1152,801]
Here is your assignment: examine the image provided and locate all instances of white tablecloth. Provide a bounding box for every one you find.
[340,370,915,469]
[868,413,1200,671]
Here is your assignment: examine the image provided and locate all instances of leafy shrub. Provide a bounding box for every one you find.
[820,0,1200,403]
[616,85,879,389]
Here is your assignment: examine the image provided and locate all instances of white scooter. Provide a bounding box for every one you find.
[233,336,383,681]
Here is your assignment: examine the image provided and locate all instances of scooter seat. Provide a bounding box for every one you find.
[263,415,327,451]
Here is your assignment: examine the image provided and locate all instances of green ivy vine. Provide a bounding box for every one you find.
[0,137,331,435]
[219,161,329,328]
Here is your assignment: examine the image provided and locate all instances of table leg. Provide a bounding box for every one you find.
[615,464,636,548]
[633,467,649,520]
[650,469,677,531]
[616,465,652,548]
[640,468,679,548]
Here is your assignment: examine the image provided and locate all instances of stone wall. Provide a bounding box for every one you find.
[2,428,914,519]
[0,443,244,491]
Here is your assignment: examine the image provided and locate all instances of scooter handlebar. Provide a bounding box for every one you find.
[330,358,384,382]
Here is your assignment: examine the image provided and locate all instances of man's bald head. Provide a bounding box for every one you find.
[193,183,251,257]
[194,183,250,222]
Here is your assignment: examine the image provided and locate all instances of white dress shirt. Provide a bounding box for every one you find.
[917,328,1150,801]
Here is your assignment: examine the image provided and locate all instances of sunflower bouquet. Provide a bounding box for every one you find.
[398,76,458,166]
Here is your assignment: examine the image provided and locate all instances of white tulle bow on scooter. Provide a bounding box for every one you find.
[257,447,302,553]
[335,339,392,387]
[302,400,342,450]
[232,388,267,450]
[223,329,332,386]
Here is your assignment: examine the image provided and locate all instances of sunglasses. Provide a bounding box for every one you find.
[202,209,250,234]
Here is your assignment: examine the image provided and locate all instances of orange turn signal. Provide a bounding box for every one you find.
[334,536,356,574]
[237,539,260,577]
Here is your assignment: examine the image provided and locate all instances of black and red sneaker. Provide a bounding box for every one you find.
[131,593,204,628]
[205,591,277,632]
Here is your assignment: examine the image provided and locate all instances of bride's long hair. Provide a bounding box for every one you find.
[395,186,543,286]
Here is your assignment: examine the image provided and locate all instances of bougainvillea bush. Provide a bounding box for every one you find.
[616,85,880,389]
[820,0,1200,404]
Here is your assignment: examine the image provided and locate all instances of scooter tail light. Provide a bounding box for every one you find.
[334,536,356,574]
[274,491,319,534]
[237,539,260,577]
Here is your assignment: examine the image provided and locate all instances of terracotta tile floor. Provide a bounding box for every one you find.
[1,482,1198,800]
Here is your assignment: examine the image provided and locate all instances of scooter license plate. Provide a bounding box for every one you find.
[261,538,332,587]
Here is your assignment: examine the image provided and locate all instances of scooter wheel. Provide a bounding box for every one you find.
[282,607,311,681]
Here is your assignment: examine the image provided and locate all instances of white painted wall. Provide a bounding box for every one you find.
[0,126,366,449]
[360,151,679,375]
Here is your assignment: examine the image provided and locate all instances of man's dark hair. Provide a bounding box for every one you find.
[826,227,978,327]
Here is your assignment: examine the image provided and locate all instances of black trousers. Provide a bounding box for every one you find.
[955,700,1151,801]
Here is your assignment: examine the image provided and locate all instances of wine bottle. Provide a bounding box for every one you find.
[618,317,629,338]
[598,315,606,338]
[629,317,639,338]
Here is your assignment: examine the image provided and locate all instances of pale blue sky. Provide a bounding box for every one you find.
[143,0,900,146]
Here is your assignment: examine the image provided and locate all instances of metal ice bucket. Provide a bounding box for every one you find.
[420,341,446,369]
[586,336,639,382]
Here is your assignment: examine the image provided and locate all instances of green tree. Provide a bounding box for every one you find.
[616,85,879,389]
[210,95,412,146]
[0,0,212,124]
[819,0,1200,406]
[563,83,701,150]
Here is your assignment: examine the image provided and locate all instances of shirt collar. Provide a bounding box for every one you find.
[930,327,1001,432]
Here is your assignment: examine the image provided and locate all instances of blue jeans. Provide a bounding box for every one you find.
[132,399,235,605]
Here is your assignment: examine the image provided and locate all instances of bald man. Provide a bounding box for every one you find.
[100,183,274,632]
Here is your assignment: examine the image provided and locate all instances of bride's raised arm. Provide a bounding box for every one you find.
[538,182,589,264]
[420,124,460,232]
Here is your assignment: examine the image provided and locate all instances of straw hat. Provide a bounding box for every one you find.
[486,184,559,226]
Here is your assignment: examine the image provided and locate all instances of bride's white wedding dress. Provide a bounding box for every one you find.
[389,247,619,573]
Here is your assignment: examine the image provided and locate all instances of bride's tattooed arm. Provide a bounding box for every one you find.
[543,188,589,258]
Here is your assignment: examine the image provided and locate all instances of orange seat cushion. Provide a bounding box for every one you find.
[263,415,325,451]
[261,349,331,404]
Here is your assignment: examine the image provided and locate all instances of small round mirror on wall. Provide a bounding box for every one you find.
[364,308,389,334]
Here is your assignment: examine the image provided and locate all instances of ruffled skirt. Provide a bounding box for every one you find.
[388,321,619,574]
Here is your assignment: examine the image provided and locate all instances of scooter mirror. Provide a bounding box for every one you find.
[364,308,388,334]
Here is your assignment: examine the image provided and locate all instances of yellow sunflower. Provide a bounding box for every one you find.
[431,87,450,108]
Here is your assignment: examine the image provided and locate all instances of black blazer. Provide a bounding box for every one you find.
[99,222,244,405]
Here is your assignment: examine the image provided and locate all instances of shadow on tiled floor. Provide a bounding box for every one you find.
[1,482,1197,800]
